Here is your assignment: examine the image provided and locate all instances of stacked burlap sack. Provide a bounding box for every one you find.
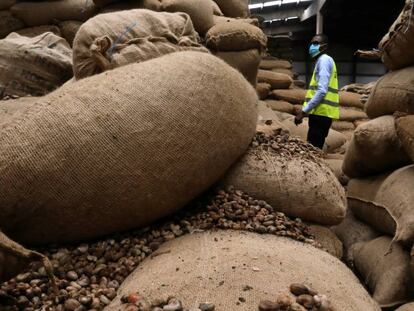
[334,3,414,306]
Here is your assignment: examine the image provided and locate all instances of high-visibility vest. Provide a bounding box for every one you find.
[303,57,340,119]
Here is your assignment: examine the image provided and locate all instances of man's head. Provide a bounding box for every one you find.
[309,34,329,58]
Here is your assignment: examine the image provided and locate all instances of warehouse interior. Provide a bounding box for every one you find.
[1,0,414,310]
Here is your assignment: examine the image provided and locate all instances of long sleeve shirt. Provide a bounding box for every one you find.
[302,54,334,114]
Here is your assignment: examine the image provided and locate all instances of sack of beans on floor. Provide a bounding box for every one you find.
[0,52,257,245]
[72,9,208,80]
[0,32,73,98]
[307,225,343,259]
[260,57,292,70]
[265,99,294,114]
[212,0,249,18]
[15,25,61,38]
[396,115,414,162]
[396,303,414,311]
[339,91,364,109]
[0,10,24,38]
[106,230,381,311]
[272,89,306,105]
[58,20,83,47]
[257,70,292,90]
[256,82,271,100]
[221,132,346,225]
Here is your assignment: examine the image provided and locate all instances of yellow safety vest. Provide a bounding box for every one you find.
[303,59,340,119]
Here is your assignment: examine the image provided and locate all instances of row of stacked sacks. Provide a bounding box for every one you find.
[0,0,266,100]
[332,0,414,309]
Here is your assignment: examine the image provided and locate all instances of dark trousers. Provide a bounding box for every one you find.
[307,114,333,149]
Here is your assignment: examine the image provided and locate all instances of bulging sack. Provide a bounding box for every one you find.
[396,303,414,311]
[339,91,364,109]
[272,89,306,105]
[257,70,292,90]
[58,20,83,47]
[0,10,24,39]
[106,230,381,311]
[339,107,367,121]
[265,99,294,114]
[215,49,260,86]
[205,21,267,52]
[0,52,258,245]
[308,225,343,259]
[15,25,61,38]
[10,0,98,27]
[332,121,355,132]
[353,236,414,308]
[212,0,249,17]
[342,116,411,178]
[260,58,292,70]
[0,32,73,98]
[72,9,207,80]
[256,82,271,100]
[222,133,347,225]
[396,115,414,163]
[380,0,414,70]
[365,66,414,118]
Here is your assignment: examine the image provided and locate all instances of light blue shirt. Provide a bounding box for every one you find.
[303,54,334,114]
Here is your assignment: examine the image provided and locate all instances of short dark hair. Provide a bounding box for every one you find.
[311,34,329,45]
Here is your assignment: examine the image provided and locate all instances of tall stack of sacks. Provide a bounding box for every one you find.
[205,19,267,86]
[0,52,258,245]
[72,9,208,80]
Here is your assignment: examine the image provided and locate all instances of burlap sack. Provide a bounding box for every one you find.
[212,15,258,26]
[396,303,414,311]
[98,0,162,12]
[161,0,214,34]
[353,236,414,308]
[272,89,306,105]
[354,119,369,128]
[265,99,294,114]
[257,101,281,126]
[332,210,380,266]
[0,97,37,126]
[332,120,355,132]
[324,158,349,185]
[365,66,414,118]
[58,20,82,46]
[271,68,294,78]
[73,9,207,80]
[260,58,292,70]
[0,32,73,98]
[0,0,15,10]
[106,230,380,311]
[205,21,267,52]
[0,10,24,39]
[10,0,98,27]
[282,117,347,153]
[308,225,343,259]
[273,110,295,121]
[222,145,346,225]
[212,0,248,18]
[375,165,414,244]
[294,80,306,89]
[396,115,414,162]
[15,25,61,38]
[342,116,411,178]
[0,52,257,245]
[215,49,260,86]
[256,82,271,100]
[339,107,367,121]
[380,0,414,70]
[257,70,292,90]
[339,91,364,109]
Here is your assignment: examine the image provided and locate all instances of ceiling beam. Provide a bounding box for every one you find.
[301,0,327,21]
[255,8,305,21]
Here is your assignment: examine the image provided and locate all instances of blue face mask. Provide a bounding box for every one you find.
[309,43,321,58]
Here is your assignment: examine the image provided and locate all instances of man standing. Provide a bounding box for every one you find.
[295,34,340,150]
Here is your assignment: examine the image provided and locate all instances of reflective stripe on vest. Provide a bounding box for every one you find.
[303,59,340,119]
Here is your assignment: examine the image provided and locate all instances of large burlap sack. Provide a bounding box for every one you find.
[332,120,355,132]
[0,97,37,126]
[396,303,414,311]
[256,82,271,100]
[365,67,414,118]
[282,117,347,153]
[205,21,266,52]
[342,116,411,178]
[332,210,380,266]
[0,10,24,39]
[257,101,281,126]
[375,165,414,244]
[161,0,214,34]
[0,52,257,245]
[58,20,82,46]
[98,0,162,12]
[0,0,16,10]
[271,68,294,78]
[212,15,258,26]
[215,49,260,86]
[308,225,343,259]
[339,107,367,121]
[106,230,380,311]
[10,0,98,27]
[353,236,414,308]
[212,0,248,18]
[265,99,294,114]
[396,115,414,163]
[222,142,346,226]
[73,9,207,80]
[379,0,414,70]
[0,32,73,98]
[260,58,292,70]
[324,158,349,185]
[272,89,306,105]
[15,25,61,38]
[257,70,292,90]
[339,91,363,109]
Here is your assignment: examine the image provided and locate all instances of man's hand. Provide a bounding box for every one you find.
[294,111,307,125]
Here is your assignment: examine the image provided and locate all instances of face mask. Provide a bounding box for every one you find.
[309,43,321,58]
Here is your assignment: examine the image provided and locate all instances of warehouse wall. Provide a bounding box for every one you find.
[291,43,386,87]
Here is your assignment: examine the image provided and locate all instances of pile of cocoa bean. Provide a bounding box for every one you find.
[0,188,317,311]
[259,283,333,311]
